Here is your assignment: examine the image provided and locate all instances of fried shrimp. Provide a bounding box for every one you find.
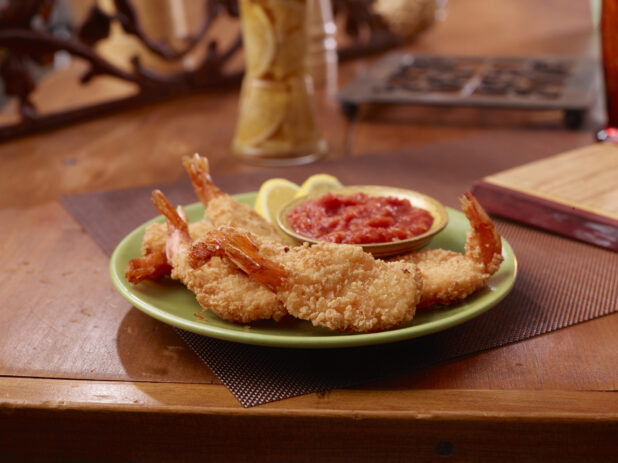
[395,192,503,308]
[182,153,285,243]
[125,249,171,284]
[190,227,423,333]
[150,190,287,323]
[125,153,285,284]
[125,221,213,284]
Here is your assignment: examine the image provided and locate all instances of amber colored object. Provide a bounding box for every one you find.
[232,0,327,165]
[597,0,618,141]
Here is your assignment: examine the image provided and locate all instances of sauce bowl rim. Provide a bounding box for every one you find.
[276,185,449,257]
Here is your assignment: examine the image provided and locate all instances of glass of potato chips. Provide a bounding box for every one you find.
[233,0,328,165]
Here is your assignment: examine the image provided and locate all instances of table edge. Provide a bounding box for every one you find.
[2,377,616,421]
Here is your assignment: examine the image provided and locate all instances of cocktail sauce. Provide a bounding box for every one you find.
[287,192,434,244]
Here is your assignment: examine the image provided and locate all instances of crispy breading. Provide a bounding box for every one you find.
[127,153,285,285]
[149,191,287,324]
[171,253,287,324]
[190,229,422,333]
[395,193,503,308]
[141,221,214,256]
[274,242,422,332]
[204,195,285,244]
[399,249,493,308]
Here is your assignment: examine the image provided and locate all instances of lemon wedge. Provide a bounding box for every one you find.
[294,173,343,198]
[233,79,289,147]
[268,0,307,78]
[240,0,276,77]
[255,178,300,224]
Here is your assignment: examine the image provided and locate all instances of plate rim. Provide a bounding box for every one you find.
[109,194,518,349]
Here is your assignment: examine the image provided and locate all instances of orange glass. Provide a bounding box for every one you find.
[598,0,618,141]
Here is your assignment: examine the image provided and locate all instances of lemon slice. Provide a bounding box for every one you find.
[240,0,276,77]
[295,173,343,198]
[268,0,306,78]
[283,75,318,144]
[271,28,306,79]
[234,79,289,147]
[269,0,306,36]
[254,178,300,224]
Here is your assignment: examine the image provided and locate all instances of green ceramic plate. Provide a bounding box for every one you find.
[109,192,517,349]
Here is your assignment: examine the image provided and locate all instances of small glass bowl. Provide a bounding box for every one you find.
[276,185,449,258]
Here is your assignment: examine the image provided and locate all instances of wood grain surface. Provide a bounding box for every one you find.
[482,142,618,218]
[471,142,618,249]
[2,377,617,462]
[0,0,616,461]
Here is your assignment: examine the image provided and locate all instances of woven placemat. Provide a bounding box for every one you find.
[61,134,617,407]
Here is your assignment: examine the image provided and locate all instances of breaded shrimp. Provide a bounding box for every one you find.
[182,153,285,243]
[395,192,503,308]
[150,190,287,323]
[125,153,284,284]
[124,249,172,284]
[125,221,213,284]
[190,227,423,333]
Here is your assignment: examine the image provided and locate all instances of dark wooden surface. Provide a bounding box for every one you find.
[1,1,616,461]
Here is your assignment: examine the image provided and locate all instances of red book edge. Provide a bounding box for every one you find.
[471,180,618,252]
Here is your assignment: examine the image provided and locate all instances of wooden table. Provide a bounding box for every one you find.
[1,1,616,461]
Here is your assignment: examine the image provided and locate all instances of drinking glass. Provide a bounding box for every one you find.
[233,0,327,165]
[597,0,618,141]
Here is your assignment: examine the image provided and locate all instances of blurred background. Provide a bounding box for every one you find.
[0,0,603,181]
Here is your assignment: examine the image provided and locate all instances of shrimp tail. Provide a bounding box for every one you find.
[190,227,287,292]
[125,251,172,284]
[460,192,503,273]
[151,189,191,261]
[182,153,224,206]
[151,190,189,233]
[124,194,186,285]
